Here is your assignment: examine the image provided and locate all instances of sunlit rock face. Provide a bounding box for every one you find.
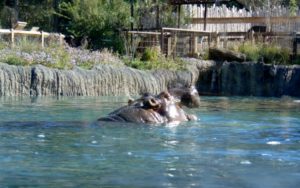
[0,63,199,97]
[0,63,32,96]
[0,60,299,97]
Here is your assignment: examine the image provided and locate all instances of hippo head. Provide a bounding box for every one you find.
[129,93,162,110]
[168,85,201,108]
[98,91,197,124]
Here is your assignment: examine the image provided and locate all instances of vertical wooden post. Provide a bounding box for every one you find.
[293,32,299,59]
[215,32,220,47]
[177,5,181,28]
[59,33,63,46]
[224,35,228,48]
[130,0,134,56]
[11,29,15,48]
[250,30,255,44]
[161,28,164,56]
[208,33,211,47]
[167,36,172,57]
[204,3,208,31]
[155,0,160,29]
[189,33,192,55]
[41,31,45,48]
[192,33,197,55]
[130,0,134,31]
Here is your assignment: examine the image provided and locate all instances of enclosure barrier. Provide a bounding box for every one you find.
[126,28,299,58]
[0,29,65,48]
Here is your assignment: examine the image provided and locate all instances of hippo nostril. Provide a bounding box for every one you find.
[149,98,158,107]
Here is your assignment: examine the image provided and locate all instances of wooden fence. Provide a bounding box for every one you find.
[186,4,300,32]
[0,29,65,48]
[126,28,299,58]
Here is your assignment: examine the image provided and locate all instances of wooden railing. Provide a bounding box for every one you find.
[0,29,65,48]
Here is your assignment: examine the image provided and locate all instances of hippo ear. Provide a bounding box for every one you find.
[128,98,134,105]
[144,97,161,109]
[158,91,171,100]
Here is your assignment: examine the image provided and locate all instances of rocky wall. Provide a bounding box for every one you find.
[1,60,299,97]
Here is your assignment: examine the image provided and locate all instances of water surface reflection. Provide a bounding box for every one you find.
[0,96,299,187]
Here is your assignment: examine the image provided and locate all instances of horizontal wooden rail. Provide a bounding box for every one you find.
[192,16,300,24]
[162,27,211,34]
[127,31,162,35]
[0,29,64,37]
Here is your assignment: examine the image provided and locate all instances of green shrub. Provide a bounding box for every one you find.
[125,46,186,70]
[141,47,160,62]
[260,44,290,65]
[238,41,261,61]
[232,41,291,65]
[58,0,130,52]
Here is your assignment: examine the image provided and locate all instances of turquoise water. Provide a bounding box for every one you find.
[0,96,300,188]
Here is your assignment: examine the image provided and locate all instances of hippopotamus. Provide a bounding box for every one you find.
[97,89,198,124]
[98,93,167,124]
[168,85,201,108]
[158,91,197,123]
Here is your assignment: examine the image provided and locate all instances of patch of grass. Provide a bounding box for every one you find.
[4,55,30,66]
[15,37,42,53]
[125,58,186,70]
[48,47,72,69]
[125,47,186,71]
[230,41,292,65]
[260,43,290,65]
[77,61,94,70]
[0,40,9,50]
[201,48,210,60]
[238,41,261,61]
